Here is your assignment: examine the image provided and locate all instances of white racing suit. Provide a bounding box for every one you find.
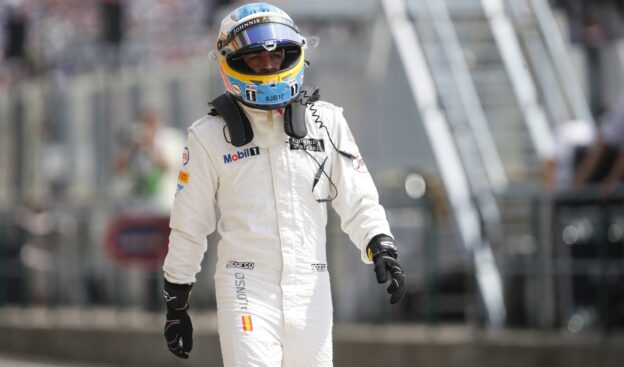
[163,100,392,367]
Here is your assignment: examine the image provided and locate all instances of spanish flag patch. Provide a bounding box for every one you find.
[242,314,253,332]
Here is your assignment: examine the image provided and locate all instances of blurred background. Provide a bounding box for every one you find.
[1,0,624,366]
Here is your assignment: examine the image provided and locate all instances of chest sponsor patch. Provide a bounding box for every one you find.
[289,138,325,152]
[226,261,255,270]
[311,263,327,272]
[223,147,260,164]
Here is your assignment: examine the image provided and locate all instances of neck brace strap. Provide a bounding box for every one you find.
[209,93,253,147]
[209,87,319,147]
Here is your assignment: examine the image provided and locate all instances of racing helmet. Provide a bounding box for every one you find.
[216,3,307,110]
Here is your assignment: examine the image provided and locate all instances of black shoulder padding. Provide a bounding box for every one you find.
[284,86,320,139]
[210,94,253,147]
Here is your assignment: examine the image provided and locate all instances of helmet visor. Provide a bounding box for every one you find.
[222,22,305,54]
[227,45,302,75]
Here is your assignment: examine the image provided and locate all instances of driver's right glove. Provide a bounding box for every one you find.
[163,279,193,359]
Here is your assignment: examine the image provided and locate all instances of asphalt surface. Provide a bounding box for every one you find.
[2,308,624,367]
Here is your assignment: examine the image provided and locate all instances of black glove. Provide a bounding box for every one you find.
[367,234,406,304]
[164,279,193,359]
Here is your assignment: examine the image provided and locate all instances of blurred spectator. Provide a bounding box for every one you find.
[113,109,184,212]
[3,1,28,60]
[572,95,624,195]
[552,0,624,116]
[111,109,183,312]
[542,119,596,192]
[547,1,624,194]
[553,0,624,44]
[0,0,216,85]
[99,0,124,46]
[2,0,31,83]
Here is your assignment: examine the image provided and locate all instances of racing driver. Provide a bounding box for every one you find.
[162,3,406,366]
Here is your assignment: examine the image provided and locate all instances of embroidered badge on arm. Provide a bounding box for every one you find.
[176,170,190,196]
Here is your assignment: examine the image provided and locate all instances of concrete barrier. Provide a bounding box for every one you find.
[0,308,623,367]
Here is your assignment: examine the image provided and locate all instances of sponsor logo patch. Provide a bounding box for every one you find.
[289,138,325,152]
[289,80,299,96]
[163,291,176,303]
[242,314,253,332]
[352,154,367,173]
[231,83,242,95]
[246,89,257,102]
[176,170,190,195]
[182,147,190,166]
[311,263,327,272]
[223,147,260,164]
[178,170,190,184]
[175,183,185,196]
[265,93,284,103]
[226,261,255,270]
[234,273,249,311]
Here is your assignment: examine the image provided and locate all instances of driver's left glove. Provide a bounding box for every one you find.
[367,234,407,304]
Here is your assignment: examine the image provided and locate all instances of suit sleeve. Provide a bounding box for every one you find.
[163,127,218,284]
[328,107,393,264]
